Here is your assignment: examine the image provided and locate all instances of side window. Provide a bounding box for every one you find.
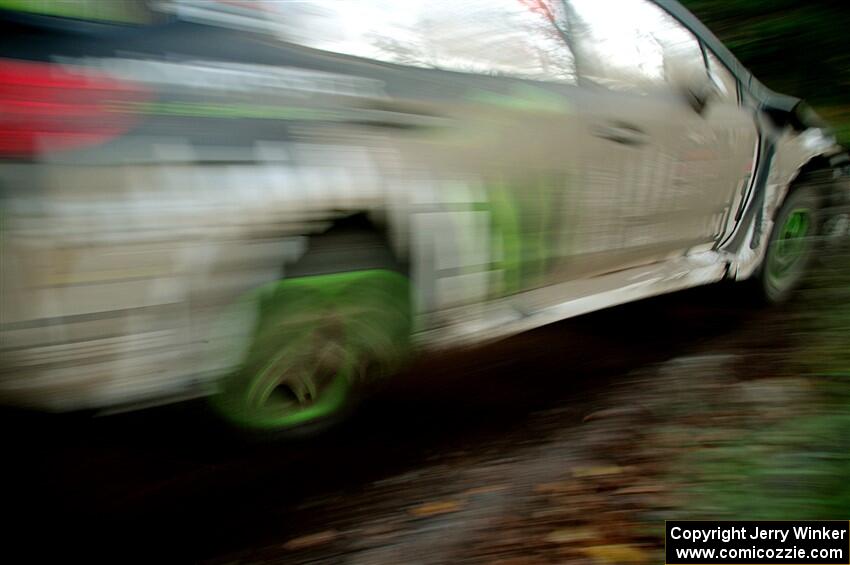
[423,0,576,84]
[706,51,738,102]
[275,0,576,84]
[567,0,704,94]
[273,1,428,67]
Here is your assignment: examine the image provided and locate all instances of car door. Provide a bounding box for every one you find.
[699,49,759,247]
[560,0,754,277]
[251,0,587,320]
[400,0,588,313]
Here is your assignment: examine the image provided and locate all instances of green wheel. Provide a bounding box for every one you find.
[212,269,411,434]
[758,187,820,303]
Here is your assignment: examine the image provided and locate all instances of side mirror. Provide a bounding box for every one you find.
[668,61,720,114]
[684,72,721,114]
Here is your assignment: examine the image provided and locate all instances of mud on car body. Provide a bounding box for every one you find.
[0,0,847,433]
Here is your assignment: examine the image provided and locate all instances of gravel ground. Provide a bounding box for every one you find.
[5,274,839,564]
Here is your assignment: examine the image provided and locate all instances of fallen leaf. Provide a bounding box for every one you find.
[612,484,664,495]
[544,527,598,544]
[283,530,339,550]
[487,558,547,565]
[533,481,580,494]
[408,500,464,517]
[464,484,509,496]
[572,465,625,478]
[582,544,649,564]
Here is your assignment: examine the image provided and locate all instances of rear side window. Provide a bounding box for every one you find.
[566,0,704,94]
[422,0,576,84]
[275,0,577,85]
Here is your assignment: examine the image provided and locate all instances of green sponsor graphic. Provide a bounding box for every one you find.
[0,0,151,23]
[487,174,568,296]
[111,100,344,121]
[469,84,574,115]
[489,180,524,295]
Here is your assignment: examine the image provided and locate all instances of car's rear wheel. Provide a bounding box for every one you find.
[756,186,820,303]
[212,268,411,435]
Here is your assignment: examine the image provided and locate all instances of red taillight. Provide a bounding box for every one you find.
[0,59,150,157]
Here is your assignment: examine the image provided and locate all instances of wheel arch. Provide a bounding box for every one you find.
[726,142,843,281]
[284,209,410,279]
[780,154,835,210]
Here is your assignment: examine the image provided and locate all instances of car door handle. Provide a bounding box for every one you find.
[591,123,648,146]
[346,100,449,130]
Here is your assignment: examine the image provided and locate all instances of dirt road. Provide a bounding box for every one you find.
[6,279,827,563]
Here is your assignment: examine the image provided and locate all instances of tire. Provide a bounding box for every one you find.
[755,186,821,303]
[211,268,411,436]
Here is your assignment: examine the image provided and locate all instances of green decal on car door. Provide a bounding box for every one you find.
[488,174,570,297]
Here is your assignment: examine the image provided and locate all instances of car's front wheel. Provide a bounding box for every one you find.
[756,186,821,303]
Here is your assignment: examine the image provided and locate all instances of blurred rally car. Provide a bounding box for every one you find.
[1,0,848,432]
